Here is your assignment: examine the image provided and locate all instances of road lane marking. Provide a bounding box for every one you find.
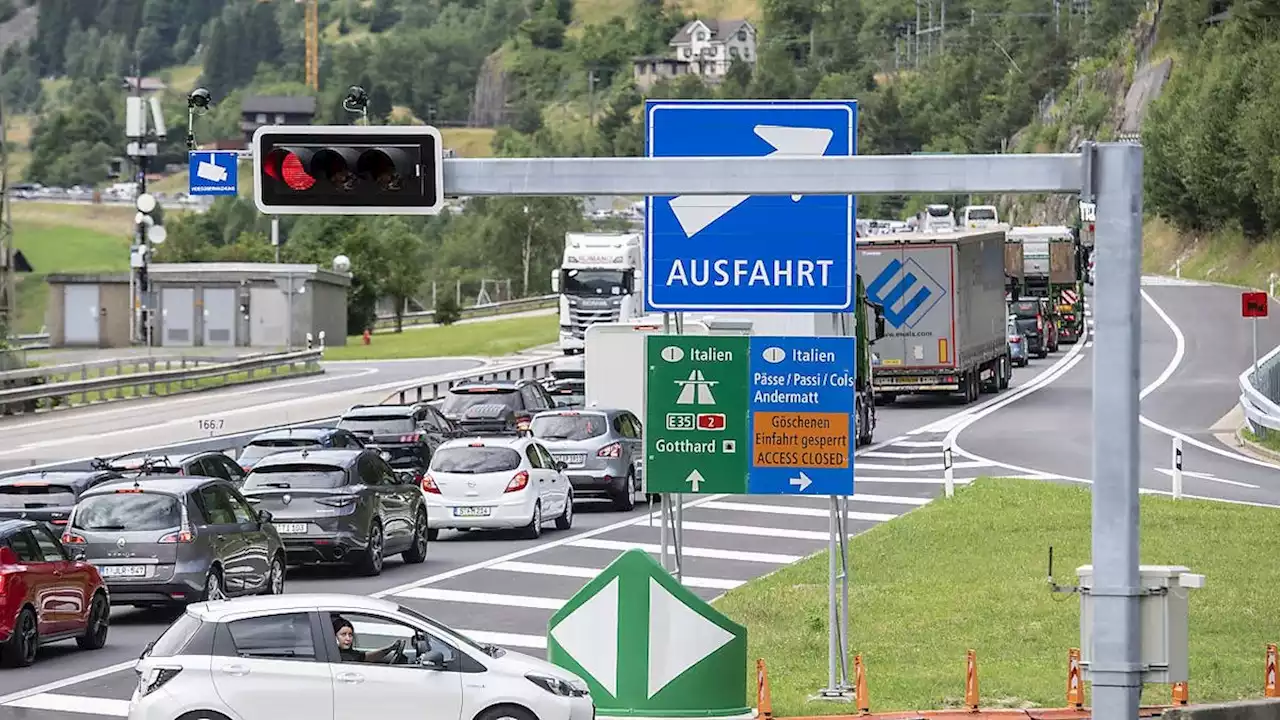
[675,520,829,541]
[699,500,897,523]
[395,587,564,609]
[460,629,547,649]
[0,659,138,707]
[2,693,130,717]
[491,560,742,590]
[570,537,802,563]
[1152,468,1260,489]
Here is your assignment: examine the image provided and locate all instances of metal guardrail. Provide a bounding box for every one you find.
[372,294,557,331]
[0,349,324,415]
[5,333,50,350]
[0,353,229,384]
[1238,341,1280,436]
[384,354,557,406]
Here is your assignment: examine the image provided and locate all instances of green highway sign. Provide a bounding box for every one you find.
[548,549,749,718]
[645,335,750,494]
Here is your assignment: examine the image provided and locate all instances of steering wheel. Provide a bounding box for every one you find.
[384,638,408,665]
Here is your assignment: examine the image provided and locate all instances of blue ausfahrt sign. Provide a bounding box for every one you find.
[644,100,858,313]
[747,335,856,495]
[188,151,240,196]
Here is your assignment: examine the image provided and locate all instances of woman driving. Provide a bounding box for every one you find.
[332,615,404,663]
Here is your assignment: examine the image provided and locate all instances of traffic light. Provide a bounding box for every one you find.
[253,125,445,215]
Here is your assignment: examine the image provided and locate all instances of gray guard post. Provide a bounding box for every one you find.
[437,145,1141,720]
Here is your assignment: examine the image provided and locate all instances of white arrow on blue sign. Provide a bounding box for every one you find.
[188,150,240,196]
[644,99,858,313]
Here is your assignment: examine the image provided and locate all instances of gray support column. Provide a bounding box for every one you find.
[1089,142,1144,720]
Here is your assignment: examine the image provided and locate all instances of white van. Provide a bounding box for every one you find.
[962,205,1000,228]
[921,204,957,232]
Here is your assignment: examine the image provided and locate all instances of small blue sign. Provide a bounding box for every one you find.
[644,100,858,313]
[747,335,856,495]
[188,151,239,196]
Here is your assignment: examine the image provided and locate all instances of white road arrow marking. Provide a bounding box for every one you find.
[666,124,835,238]
[685,469,705,492]
[789,471,812,492]
[1153,468,1259,489]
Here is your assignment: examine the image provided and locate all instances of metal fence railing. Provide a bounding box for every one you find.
[0,349,324,416]
[371,294,557,331]
[1238,342,1280,440]
[385,355,557,405]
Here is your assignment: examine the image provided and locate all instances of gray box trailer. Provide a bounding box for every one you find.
[857,229,1011,403]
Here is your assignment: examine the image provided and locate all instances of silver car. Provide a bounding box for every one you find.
[62,476,286,608]
[530,408,643,511]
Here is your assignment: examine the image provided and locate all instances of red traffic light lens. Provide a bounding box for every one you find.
[264,148,315,191]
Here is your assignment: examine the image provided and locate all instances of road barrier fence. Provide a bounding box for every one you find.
[371,294,557,331]
[1238,340,1280,440]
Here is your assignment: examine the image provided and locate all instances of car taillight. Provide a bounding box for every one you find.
[1010,336,1021,343]
[421,474,441,494]
[1064,314,1075,321]
[158,527,196,544]
[1037,316,1044,331]
[242,465,253,472]
[505,471,530,493]
[62,532,86,544]
[399,433,423,443]
[138,667,182,697]
[315,495,358,508]
[597,442,621,458]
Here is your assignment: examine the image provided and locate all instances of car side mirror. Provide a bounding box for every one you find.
[71,548,87,562]
[258,509,273,523]
[556,461,568,471]
[874,311,886,341]
[420,649,446,670]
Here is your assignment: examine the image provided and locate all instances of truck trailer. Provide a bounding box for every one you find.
[1004,225,1086,343]
[551,232,645,354]
[857,229,1011,404]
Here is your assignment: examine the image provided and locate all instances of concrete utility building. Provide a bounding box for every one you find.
[45,263,350,349]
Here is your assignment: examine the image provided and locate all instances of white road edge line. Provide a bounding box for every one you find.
[0,693,130,717]
[0,660,139,706]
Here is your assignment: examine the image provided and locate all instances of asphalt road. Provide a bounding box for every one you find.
[0,337,1091,719]
[957,276,1280,505]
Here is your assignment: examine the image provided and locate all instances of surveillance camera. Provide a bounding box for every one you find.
[188,88,212,114]
[343,85,369,113]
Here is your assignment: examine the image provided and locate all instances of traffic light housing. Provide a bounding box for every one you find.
[253,125,444,215]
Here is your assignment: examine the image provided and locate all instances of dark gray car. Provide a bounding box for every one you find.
[63,477,286,608]
[530,408,643,511]
[238,448,428,577]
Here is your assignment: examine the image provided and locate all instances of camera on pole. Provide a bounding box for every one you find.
[252,125,445,216]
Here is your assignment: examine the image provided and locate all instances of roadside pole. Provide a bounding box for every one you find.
[1171,437,1183,500]
[943,440,955,497]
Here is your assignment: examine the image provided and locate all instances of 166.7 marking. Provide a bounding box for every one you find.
[197,419,225,432]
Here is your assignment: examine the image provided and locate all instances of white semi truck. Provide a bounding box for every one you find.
[551,232,644,354]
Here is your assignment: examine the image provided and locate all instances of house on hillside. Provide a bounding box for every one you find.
[240,95,317,146]
[633,18,757,91]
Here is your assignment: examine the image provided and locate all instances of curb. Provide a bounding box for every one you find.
[1234,427,1280,463]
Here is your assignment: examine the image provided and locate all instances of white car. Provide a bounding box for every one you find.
[422,436,574,539]
[129,594,594,720]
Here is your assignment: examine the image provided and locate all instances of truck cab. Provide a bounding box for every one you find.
[962,205,1000,228]
[552,233,644,354]
[921,204,957,233]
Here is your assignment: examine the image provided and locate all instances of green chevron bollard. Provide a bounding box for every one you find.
[547,549,750,719]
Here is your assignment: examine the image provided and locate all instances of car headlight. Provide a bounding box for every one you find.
[526,672,589,697]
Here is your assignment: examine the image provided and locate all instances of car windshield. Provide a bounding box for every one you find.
[243,464,347,490]
[532,414,607,441]
[240,440,321,463]
[1011,301,1040,319]
[563,269,625,296]
[0,483,78,508]
[72,492,181,531]
[430,447,522,474]
[337,416,416,436]
[926,206,952,217]
[440,390,520,417]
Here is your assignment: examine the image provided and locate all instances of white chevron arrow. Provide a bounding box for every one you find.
[666,125,835,238]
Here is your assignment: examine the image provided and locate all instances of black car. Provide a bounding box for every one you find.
[97,451,248,486]
[439,380,556,435]
[0,470,125,531]
[239,448,428,576]
[336,404,458,480]
[544,378,585,409]
[238,427,366,472]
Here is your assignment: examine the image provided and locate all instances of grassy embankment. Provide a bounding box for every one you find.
[323,314,557,361]
[715,478,1280,715]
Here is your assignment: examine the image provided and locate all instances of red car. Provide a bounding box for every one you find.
[0,519,110,667]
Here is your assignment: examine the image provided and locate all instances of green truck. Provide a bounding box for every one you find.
[853,273,887,446]
[1004,225,1086,343]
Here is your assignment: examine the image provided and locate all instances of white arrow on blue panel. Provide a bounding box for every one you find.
[666,125,835,238]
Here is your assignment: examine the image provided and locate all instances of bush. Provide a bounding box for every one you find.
[434,295,461,326]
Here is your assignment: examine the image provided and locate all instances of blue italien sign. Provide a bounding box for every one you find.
[644,99,858,313]
[188,151,240,196]
[747,335,856,495]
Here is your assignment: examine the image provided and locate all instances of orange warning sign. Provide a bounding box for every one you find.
[752,412,849,468]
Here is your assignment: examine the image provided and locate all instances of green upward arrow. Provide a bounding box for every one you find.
[548,550,750,718]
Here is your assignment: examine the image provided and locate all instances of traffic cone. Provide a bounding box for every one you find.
[1172,682,1188,706]
[1266,644,1278,698]
[1066,648,1084,710]
[965,650,980,712]
[755,659,773,720]
[855,654,870,715]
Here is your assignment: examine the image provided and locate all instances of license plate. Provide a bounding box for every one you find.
[97,565,147,578]
[555,453,586,466]
[274,523,309,534]
[452,506,492,518]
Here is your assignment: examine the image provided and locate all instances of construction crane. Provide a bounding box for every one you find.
[258,0,319,91]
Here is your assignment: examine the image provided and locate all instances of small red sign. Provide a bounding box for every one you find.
[696,413,726,431]
[1243,291,1269,318]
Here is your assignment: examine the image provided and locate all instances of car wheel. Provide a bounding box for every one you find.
[555,492,574,530]
[1,607,37,667]
[402,510,429,564]
[476,706,537,720]
[202,567,226,602]
[357,521,385,576]
[263,554,286,595]
[612,471,636,512]
[521,501,543,540]
[77,592,110,650]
